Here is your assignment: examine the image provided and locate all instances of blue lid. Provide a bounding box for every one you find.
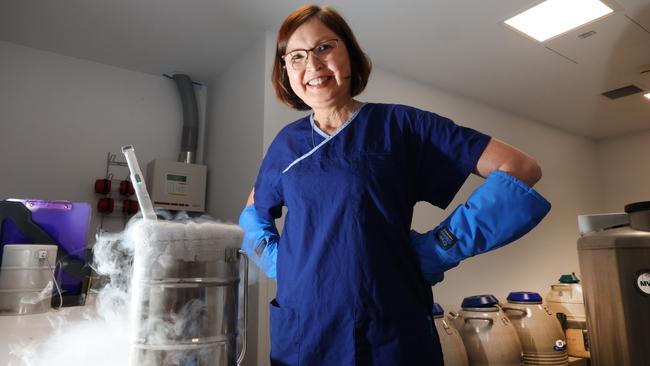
[461,294,499,308]
[507,291,542,303]
[432,303,444,316]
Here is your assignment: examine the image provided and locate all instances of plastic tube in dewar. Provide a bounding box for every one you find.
[121,145,157,221]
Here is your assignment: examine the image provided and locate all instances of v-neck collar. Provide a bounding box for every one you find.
[309,102,367,139]
[282,103,367,174]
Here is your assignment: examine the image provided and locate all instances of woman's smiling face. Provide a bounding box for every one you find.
[284,18,353,110]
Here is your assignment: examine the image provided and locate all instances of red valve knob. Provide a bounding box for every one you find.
[119,180,135,196]
[122,199,139,215]
[97,198,115,213]
[94,179,112,195]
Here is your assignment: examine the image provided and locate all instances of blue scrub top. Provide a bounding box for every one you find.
[254,103,490,365]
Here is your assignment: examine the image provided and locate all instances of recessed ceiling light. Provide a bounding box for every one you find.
[505,0,615,42]
[644,92,650,100]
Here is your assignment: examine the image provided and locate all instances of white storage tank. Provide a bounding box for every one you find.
[545,274,589,358]
[452,294,523,366]
[502,291,568,365]
[432,303,468,366]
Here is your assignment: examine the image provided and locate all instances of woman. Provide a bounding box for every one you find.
[239,5,550,365]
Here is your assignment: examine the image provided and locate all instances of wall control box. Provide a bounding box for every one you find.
[146,159,207,212]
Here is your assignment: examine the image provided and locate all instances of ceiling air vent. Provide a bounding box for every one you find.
[578,30,597,39]
[602,85,644,100]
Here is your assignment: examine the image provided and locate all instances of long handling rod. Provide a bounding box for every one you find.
[121,145,157,221]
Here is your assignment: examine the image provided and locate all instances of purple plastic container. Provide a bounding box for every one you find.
[0,199,91,306]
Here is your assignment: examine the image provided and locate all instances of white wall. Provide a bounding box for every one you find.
[203,36,268,366]
[0,40,194,235]
[262,34,307,152]
[204,37,266,223]
[362,69,604,310]
[595,131,650,213]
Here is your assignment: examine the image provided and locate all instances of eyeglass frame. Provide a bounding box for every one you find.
[281,38,341,70]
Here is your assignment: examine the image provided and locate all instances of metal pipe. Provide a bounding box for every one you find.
[172,74,199,164]
[236,250,249,366]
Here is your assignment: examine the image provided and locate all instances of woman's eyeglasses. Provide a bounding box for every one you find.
[282,39,340,71]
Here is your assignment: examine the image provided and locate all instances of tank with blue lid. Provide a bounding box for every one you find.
[450,294,523,366]
[432,303,468,366]
[502,291,568,365]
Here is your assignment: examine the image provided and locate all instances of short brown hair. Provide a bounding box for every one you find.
[272,5,372,111]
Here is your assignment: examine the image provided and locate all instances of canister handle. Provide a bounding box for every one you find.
[441,319,454,335]
[463,316,494,325]
[501,306,527,314]
[237,249,249,366]
[551,284,570,290]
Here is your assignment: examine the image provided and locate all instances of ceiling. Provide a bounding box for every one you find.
[1,0,649,140]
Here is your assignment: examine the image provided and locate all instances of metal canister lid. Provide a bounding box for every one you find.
[432,303,444,316]
[624,201,650,213]
[461,294,499,308]
[507,291,542,303]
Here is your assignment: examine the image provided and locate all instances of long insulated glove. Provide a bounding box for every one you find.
[239,204,278,279]
[410,170,551,285]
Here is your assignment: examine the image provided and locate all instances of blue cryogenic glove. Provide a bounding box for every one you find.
[410,170,551,285]
[238,204,278,279]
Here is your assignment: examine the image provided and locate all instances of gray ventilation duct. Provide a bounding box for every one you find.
[172,74,199,164]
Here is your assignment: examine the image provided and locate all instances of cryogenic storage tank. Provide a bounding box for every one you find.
[432,303,468,366]
[0,244,58,315]
[545,274,589,358]
[502,292,568,365]
[128,219,247,366]
[577,201,650,366]
[452,295,523,366]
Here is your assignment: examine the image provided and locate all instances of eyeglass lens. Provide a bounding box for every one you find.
[285,39,338,70]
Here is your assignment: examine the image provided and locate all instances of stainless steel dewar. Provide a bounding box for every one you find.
[127,220,247,366]
[577,201,650,366]
[0,244,58,315]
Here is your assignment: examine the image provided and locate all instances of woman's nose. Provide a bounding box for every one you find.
[305,51,324,71]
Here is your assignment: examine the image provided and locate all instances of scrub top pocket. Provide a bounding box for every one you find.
[269,298,300,366]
